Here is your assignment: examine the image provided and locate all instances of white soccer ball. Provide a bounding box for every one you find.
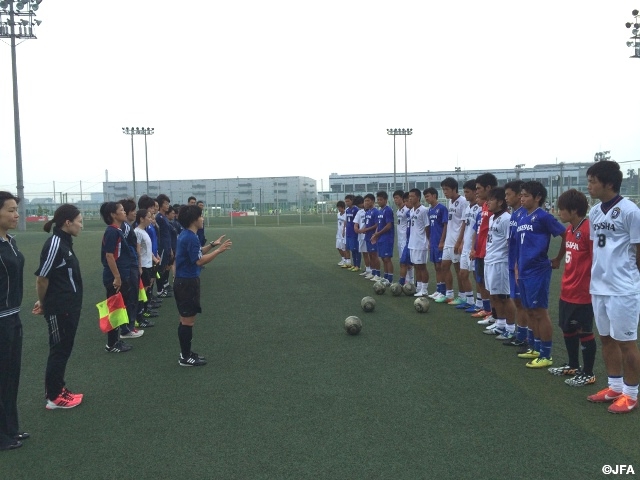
[380,278,391,288]
[344,316,362,335]
[373,281,386,295]
[414,297,430,313]
[389,283,403,296]
[361,296,376,312]
[402,283,417,296]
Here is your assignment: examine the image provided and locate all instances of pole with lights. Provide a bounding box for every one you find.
[515,163,525,179]
[122,127,154,198]
[386,128,413,191]
[0,0,43,230]
[625,9,640,58]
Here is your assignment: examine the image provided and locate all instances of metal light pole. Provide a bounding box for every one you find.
[625,9,640,58]
[0,0,43,230]
[387,128,413,191]
[515,163,525,180]
[122,127,154,198]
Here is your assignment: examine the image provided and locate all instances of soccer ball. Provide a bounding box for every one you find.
[380,278,391,288]
[402,283,417,296]
[414,297,430,313]
[344,316,362,335]
[373,281,386,295]
[389,283,403,296]
[361,296,376,312]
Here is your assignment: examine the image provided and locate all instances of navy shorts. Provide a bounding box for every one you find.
[174,277,202,317]
[430,245,443,264]
[509,269,520,299]
[400,245,413,265]
[377,239,393,258]
[346,236,359,252]
[519,269,552,309]
[474,258,485,284]
[366,238,377,253]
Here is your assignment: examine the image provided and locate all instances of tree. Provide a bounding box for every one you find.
[593,151,611,162]
[233,198,240,211]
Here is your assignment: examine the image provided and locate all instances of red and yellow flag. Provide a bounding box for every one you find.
[138,277,148,302]
[96,293,129,333]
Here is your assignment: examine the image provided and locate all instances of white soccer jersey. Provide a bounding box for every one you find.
[444,195,469,248]
[485,210,511,265]
[336,212,346,240]
[397,205,410,248]
[589,197,640,295]
[462,203,480,252]
[354,208,366,242]
[135,227,153,268]
[408,205,429,250]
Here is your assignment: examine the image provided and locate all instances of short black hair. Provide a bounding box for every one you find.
[423,187,438,197]
[376,191,388,200]
[487,187,507,210]
[402,192,409,200]
[476,173,498,188]
[118,198,136,214]
[392,190,404,198]
[557,189,588,217]
[135,208,149,224]
[100,202,120,225]
[156,194,171,206]
[337,200,346,208]
[178,205,203,229]
[187,196,197,203]
[521,181,547,206]
[0,191,19,211]
[137,194,155,210]
[440,177,458,191]
[364,193,375,202]
[462,180,476,191]
[409,188,421,198]
[504,180,524,194]
[587,160,622,193]
[345,194,355,202]
[354,195,364,206]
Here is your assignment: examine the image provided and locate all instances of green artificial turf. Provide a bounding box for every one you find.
[2,223,638,480]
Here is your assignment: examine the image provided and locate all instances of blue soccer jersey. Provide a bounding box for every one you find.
[516,207,565,278]
[175,229,203,279]
[508,207,526,270]
[376,205,394,242]
[428,203,448,247]
[364,208,379,240]
[345,206,359,238]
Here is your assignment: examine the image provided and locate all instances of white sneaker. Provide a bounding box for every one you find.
[364,273,373,279]
[121,329,144,339]
[370,275,381,282]
[476,317,495,325]
[431,292,445,300]
[359,271,368,276]
[414,291,426,297]
[338,260,345,266]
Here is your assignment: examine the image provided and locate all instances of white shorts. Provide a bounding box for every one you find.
[442,246,460,263]
[460,250,475,271]
[410,248,427,265]
[397,237,407,258]
[359,238,367,253]
[336,238,346,250]
[592,294,640,341]
[484,262,510,295]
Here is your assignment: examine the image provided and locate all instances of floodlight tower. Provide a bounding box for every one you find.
[625,9,640,58]
[122,127,154,195]
[386,128,413,191]
[0,0,43,231]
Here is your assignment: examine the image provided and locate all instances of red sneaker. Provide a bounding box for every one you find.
[608,394,638,414]
[62,387,84,400]
[587,387,623,403]
[46,390,82,410]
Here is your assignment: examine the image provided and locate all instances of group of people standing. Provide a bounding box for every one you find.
[335,160,640,414]
[0,192,231,452]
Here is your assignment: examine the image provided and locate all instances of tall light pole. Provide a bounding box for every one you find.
[625,9,640,58]
[515,163,525,180]
[122,127,154,198]
[0,0,43,231]
[386,128,413,191]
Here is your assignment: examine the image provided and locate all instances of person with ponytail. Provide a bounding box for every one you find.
[33,204,84,410]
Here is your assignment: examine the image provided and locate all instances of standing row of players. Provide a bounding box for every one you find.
[335,160,640,414]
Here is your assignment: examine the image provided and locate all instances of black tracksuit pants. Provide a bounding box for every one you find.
[45,311,80,401]
[0,314,22,446]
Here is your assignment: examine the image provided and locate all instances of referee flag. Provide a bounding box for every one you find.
[97,292,128,333]
[138,278,148,302]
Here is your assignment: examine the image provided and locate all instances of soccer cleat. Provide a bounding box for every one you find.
[105,341,132,353]
[476,317,495,325]
[338,260,345,266]
[364,273,374,279]
[121,329,144,339]
[455,302,471,309]
[359,271,368,276]
[496,330,515,341]
[179,352,207,367]
[435,295,453,303]
[0,439,22,451]
[449,297,466,306]
[526,357,553,368]
[565,372,596,387]
[341,263,351,269]
[13,432,30,441]
[517,349,540,359]
[350,266,360,272]
[587,387,623,403]
[465,306,481,313]
[471,309,490,318]
[547,363,579,376]
[370,275,381,282]
[414,291,427,297]
[142,311,159,318]
[607,394,638,414]
[427,292,439,299]
[46,390,82,410]
[504,338,527,347]
[483,326,503,335]
[190,351,206,361]
[157,290,172,298]
[137,319,155,328]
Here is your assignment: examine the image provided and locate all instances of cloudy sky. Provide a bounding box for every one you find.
[0,0,639,198]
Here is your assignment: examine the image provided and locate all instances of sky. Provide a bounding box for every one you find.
[0,0,639,198]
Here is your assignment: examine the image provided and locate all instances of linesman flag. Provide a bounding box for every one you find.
[138,278,148,302]
[96,292,129,333]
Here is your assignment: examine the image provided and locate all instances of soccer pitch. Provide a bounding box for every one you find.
[4,222,639,480]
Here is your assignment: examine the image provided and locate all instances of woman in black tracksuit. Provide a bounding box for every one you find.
[33,204,84,410]
[0,192,27,451]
